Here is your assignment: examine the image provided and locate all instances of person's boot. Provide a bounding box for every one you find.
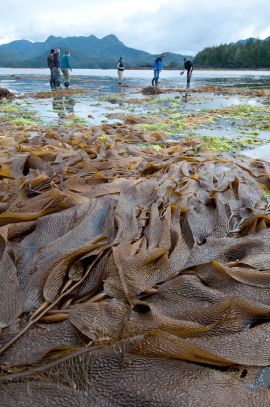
[151,78,155,86]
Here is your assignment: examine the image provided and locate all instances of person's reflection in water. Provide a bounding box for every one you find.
[117,83,126,99]
[52,96,75,122]
[65,96,75,114]
[182,79,191,102]
[52,96,65,118]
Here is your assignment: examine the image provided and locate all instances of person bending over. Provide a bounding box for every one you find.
[181,57,193,80]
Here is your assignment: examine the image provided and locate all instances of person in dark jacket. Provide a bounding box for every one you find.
[53,49,61,89]
[47,49,55,90]
[152,54,165,87]
[181,58,193,81]
[61,49,72,88]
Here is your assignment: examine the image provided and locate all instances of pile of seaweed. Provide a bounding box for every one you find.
[0,115,270,407]
[22,88,91,99]
[142,86,162,95]
[156,85,270,97]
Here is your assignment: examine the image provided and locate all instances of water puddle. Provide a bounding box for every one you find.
[242,143,270,161]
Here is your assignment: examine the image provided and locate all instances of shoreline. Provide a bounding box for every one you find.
[1,66,270,72]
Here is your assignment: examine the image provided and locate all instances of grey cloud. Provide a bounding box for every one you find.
[122,0,270,53]
[0,0,269,54]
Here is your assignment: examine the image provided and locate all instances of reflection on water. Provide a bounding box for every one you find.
[52,96,75,119]
[181,79,192,101]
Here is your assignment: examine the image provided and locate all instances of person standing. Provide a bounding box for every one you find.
[152,54,165,87]
[47,49,55,90]
[52,49,61,89]
[61,49,72,88]
[181,57,193,82]
[117,56,124,84]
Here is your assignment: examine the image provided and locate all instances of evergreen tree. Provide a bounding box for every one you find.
[194,38,270,68]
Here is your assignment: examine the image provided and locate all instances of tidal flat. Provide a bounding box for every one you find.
[1,77,270,159]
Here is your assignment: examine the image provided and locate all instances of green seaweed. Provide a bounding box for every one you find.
[0,103,20,113]
[64,121,74,127]
[202,136,232,152]
[98,135,108,142]
[151,144,163,152]
[12,117,39,126]
[74,117,87,124]
[202,135,266,153]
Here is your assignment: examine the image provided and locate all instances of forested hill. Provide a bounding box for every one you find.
[0,34,189,68]
[194,37,270,68]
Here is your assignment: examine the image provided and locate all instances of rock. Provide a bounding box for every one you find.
[0,88,15,99]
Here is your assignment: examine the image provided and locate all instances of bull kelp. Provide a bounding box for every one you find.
[0,86,270,407]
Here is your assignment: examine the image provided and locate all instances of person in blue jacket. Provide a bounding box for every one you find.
[61,49,72,88]
[152,53,165,87]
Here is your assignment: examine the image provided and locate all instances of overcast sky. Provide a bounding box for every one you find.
[1,0,270,54]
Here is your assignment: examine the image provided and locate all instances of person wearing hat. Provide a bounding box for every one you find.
[52,49,61,89]
[61,49,72,88]
[47,49,55,90]
[152,53,165,87]
[117,56,125,84]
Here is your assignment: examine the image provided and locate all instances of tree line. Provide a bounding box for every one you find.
[194,38,270,68]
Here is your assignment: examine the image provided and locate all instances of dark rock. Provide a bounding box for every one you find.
[0,87,15,99]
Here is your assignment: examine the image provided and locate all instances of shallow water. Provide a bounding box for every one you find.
[1,69,270,161]
[242,143,270,160]
[1,68,270,94]
[29,96,134,126]
[0,69,268,121]
[21,91,264,128]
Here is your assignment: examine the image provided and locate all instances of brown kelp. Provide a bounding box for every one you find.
[0,111,270,407]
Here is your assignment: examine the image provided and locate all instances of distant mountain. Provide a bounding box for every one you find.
[194,36,270,68]
[0,34,191,68]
